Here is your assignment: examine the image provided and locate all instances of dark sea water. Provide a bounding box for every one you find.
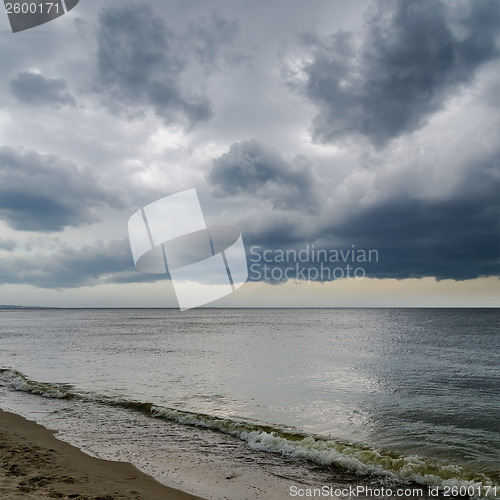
[0,308,498,498]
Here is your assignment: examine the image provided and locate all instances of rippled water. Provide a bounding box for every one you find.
[0,308,498,496]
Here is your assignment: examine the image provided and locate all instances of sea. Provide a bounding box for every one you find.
[0,308,498,499]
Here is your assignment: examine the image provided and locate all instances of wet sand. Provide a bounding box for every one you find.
[0,408,204,500]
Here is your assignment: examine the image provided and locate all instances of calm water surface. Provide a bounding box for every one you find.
[0,308,498,494]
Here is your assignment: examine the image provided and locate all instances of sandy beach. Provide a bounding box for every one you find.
[0,409,204,500]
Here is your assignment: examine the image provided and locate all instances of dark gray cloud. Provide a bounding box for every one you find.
[208,140,319,212]
[0,0,497,297]
[96,3,213,127]
[0,239,158,289]
[9,71,76,107]
[294,0,500,147]
[325,191,500,281]
[0,146,126,232]
[244,192,499,282]
[222,144,500,282]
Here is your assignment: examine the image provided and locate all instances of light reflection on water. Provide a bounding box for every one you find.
[0,307,498,474]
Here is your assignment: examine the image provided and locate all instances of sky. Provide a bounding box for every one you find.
[0,0,499,308]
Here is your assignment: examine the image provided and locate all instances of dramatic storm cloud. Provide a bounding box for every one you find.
[96,4,213,127]
[0,0,497,304]
[208,140,319,211]
[294,0,500,147]
[206,132,499,282]
[0,147,126,232]
[0,239,145,288]
[326,190,500,281]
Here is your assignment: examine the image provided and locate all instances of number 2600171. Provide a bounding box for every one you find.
[5,2,60,15]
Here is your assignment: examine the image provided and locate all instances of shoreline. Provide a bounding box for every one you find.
[0,408,205,500]
[2,399,497,500]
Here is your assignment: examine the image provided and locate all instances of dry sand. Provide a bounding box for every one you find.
[0,408,204,500]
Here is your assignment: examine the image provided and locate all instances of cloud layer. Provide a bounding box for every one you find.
[0,239,145,288]
[0,147,126,232]
[208,140,319,211]
[294,0,500,147]
[96,4,213,127]
[207,132,500,282]
[10,71,76,107]
[0,0,497,297]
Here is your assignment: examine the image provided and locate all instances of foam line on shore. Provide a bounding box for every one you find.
[1,367,499,497]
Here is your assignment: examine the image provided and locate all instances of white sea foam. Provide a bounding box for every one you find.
[0,368,72,399]
[149,405,499,495]
[1,366,499,497]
